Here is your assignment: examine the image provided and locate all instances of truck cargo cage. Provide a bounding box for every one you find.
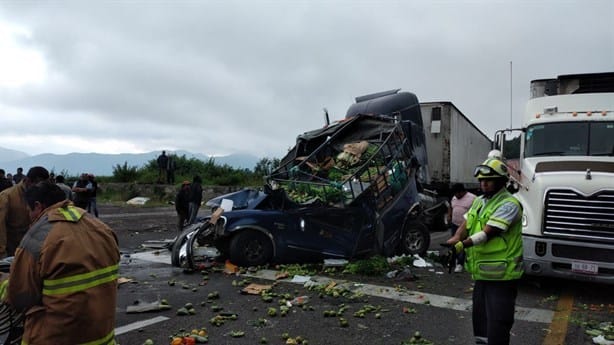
[267,114,415,210]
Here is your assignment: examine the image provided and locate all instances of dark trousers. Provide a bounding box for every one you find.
[177,210,189,231]
[472,279,518,345]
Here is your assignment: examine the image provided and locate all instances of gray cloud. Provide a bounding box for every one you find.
[0,0,612,157]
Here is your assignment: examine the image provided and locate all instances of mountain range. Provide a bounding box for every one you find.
[0,147,261,177]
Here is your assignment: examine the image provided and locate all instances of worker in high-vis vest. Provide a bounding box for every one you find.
[446,157,523,345]
[5,181,119,345]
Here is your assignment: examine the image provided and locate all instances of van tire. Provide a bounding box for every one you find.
[399,221,430,256]
[229,230,273,267]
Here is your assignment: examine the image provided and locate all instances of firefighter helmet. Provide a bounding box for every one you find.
[474,158,509,180]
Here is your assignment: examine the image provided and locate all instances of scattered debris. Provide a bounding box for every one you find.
[224,260,239,275]
[242,283,272,295]
[343,256,390,276]
[209,313,238,327]
[141,239,176,249]
[287,295,309,307]
[229,330,245,338]
[126,197,150,205]
[290,275,311,283]
[401,331,434,345]
[275,272,289,280]
[411,255,432,268]
[118,277,134,285]
[586,322,614,344]
[126,299,172,313]
[323,259,348,267]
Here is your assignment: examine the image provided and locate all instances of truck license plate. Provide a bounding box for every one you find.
[571,261,598,275]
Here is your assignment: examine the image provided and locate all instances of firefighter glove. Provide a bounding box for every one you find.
[453,241,464,254]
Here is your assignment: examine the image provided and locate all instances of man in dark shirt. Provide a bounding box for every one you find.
[0,169,12,192]
[188,175,203,224]
[71,173,91,209]
[157,151,168,184]
[12,167,25,184]
[87,173,99,217]
[175,181,191,231]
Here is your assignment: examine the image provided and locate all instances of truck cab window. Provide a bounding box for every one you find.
[525,122,588,157]
[589,122,614,156]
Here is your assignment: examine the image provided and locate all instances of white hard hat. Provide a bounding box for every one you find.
[487,149,503,160]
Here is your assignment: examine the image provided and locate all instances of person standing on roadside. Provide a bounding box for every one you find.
[188,175,203,224]
[0,169,12,193]
[157,151,168,184]
[87,173,99,217]
[175,181,191,231]
[447,183,476,273]
[4,181,119,344]
[447,157,523,345]
[55,175,73,200]
[167,154,177,184]
[0,166,49,258]
[12,167,25,184]
[71,173,91,209]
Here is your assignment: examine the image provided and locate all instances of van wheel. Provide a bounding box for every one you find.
[399,221,430,256]
[229,231,273,267]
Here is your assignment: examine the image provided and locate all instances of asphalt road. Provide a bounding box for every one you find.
[98,205,613,345]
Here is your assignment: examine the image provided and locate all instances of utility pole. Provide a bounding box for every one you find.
[510,61,513,129]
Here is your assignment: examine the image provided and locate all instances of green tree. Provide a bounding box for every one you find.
[254,157,281,177]
[112,161,140,182]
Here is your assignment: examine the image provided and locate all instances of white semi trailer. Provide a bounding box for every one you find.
[420,102,492,192]
[496,72,614,284]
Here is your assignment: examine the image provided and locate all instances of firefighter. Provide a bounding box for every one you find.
[4,181,119,344]
[0,166,50,258]
[446,157,523,345]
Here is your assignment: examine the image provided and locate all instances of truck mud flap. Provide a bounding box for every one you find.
[171,220,217,270]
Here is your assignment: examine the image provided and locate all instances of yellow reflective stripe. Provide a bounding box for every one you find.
[78,329,116,345]
[57,206,83,222]
[43,264,118,295]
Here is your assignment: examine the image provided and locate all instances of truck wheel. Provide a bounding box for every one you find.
[229,230,273,267]
[399,221,430,256]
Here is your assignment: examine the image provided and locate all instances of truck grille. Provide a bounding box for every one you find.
[544,189,614,242]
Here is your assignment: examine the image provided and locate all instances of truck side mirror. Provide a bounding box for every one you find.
[493,131,506,152]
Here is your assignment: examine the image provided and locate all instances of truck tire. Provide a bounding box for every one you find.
[229,230,273,267]
[399,221,430,256]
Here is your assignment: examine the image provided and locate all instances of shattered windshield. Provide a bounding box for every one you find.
[524,121,614,157]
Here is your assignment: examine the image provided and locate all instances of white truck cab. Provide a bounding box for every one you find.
[499,72,614,284]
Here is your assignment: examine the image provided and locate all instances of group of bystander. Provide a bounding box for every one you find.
[0,166,118,343]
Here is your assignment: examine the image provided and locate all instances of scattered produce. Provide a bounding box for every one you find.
[229,330,245,338]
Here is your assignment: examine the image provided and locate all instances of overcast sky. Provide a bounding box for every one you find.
[0,0,612,158]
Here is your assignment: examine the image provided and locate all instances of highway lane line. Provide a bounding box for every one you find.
[542,292,574,345]
[115,316,170,336]
[128,251,554,324]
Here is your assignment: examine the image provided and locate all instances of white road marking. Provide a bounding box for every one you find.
[115,316,170,335]
[128,250,172,264]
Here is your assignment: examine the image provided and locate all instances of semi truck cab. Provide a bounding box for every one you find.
[499,72,614,284]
